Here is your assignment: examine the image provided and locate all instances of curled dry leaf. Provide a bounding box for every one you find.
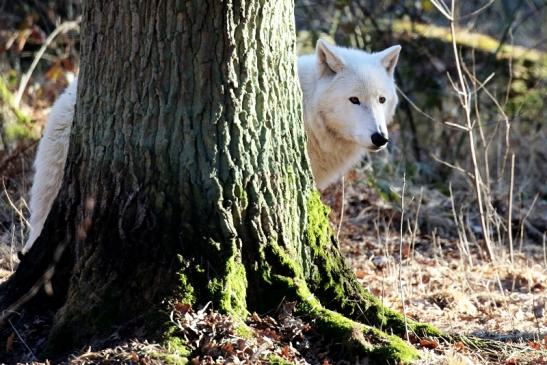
[419,337,439,349]
[528,341,541,350]
[453,341,466,352]
[174,302,191,315]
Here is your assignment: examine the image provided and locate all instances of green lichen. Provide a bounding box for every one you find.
[267,239,302,277]
[304,190,358,310]
[157,353,188,365]
[304,190,443,341]
[164,336,190,364]
[367,298,443,338]
[234,184,248,207]
[368,334,420,364]
[411,322,444,338]
[305,190,346,294]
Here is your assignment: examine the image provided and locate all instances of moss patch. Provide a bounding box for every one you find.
[163,334,190,365]
[303,190,444,342]
[305,190,331,250]
[0,76,36,141]
[267,353,295,364]
[208,256,248,318]
[175,259,196,305]
[294,280,420,364]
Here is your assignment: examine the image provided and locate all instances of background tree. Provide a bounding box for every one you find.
[0,0,442,363]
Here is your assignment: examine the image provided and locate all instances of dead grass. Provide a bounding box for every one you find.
[323,172,547,364]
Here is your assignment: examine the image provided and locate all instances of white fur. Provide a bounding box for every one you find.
[22,80,77,254]
[298,40,401,189]
[22,41,400,253]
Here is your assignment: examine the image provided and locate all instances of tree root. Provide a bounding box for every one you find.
[304,191,443,343]
[279,276,420,364]
[283,276,521,364]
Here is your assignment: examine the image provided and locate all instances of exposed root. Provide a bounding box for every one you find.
[289,277,420,364]
[305,190,444,342]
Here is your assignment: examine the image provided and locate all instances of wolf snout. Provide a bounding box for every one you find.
[371,132,389,147]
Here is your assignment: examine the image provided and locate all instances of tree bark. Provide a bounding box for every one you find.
[0,1,440,363]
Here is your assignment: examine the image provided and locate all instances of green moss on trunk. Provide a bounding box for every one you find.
[207,256,248,318]
[305,191,443,333]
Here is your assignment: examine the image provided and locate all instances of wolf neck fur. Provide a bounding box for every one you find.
[303,107,364,189]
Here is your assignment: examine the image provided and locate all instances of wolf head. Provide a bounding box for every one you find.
[305,40,401,152]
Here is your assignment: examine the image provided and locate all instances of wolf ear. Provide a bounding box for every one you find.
[316,39,344,76]
[377,45,401,77]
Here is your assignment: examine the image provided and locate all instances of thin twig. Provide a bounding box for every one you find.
[508,154,515,262]
[446,0,495,261]
[398,173,409,342]
[336,176,345,241]
[15,20,80,106]
[543,232,546,268]
[518,193,539,252]
[449,183,472,266]
[2,180,30,228]
[458,0,496,20]
[409,188,423,261]
[7,319,36,361]
[430,0,453,20]
[430,153,490,192]
[396,86,448,127]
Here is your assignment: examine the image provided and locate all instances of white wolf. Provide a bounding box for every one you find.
[22,40,400,254]
[298,40,400,189]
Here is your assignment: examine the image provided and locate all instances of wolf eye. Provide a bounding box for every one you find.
[379,96,386,104]
[349,97,360,105]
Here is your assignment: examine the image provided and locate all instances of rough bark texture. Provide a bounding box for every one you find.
[53,0,312,341]
[0,1,440,363]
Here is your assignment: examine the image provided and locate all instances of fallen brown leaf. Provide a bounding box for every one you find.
[419,337,439,349]
[453,341,466,352]
[5,332,14,352]
[281,345,290,358]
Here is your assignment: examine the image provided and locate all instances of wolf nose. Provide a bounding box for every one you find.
[371,132,389,147]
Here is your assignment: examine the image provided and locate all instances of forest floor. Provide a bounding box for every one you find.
[0,150,546,363]
[322,177,547,364]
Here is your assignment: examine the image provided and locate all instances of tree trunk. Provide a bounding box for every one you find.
[0,1,440,363]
